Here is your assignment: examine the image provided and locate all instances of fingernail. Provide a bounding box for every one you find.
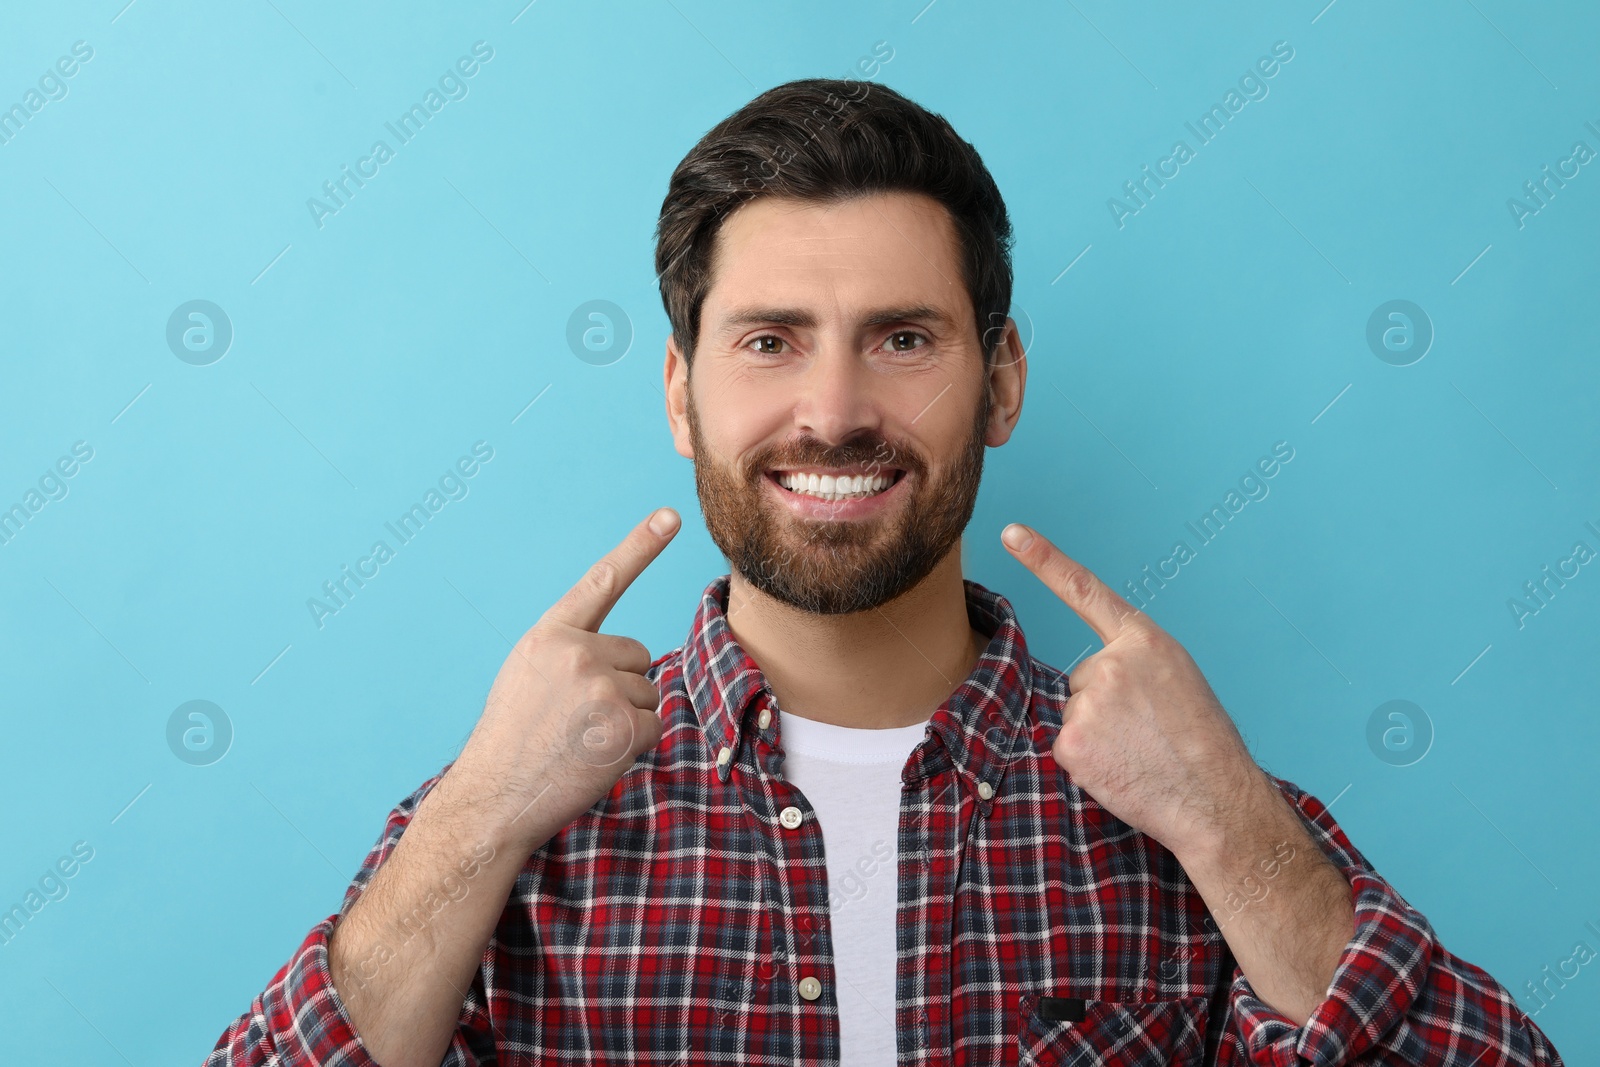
[650,508,680,536]
[1001,524,1032,551]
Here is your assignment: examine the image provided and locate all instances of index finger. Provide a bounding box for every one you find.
[1000,523,1141,644]
[542,507,681,632]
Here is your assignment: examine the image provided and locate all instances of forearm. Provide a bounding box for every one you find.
[1175,769,1355,1026]
[326,761,561,1067]
[1177,772,1569,1065]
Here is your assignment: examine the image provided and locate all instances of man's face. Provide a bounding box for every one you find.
[666,191,1022,616]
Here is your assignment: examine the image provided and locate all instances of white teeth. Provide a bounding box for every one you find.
[775,470,895,501]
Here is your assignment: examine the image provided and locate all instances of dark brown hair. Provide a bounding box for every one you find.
[653,77,1014,367]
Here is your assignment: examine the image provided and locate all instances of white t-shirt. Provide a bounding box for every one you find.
[776,708,931,1067]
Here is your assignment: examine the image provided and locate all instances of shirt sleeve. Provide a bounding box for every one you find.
[200,762,498,1067]
[1212,774,1567,1067]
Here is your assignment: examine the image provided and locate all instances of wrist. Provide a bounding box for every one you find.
[434,750,574,859]
[1175,765,1291,876]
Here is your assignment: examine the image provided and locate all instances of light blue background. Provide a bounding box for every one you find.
[2,0,1596,1061]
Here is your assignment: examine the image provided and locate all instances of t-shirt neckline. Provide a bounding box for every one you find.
[776,708,932,762]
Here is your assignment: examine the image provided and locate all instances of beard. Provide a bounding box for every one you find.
[686,382,990,616]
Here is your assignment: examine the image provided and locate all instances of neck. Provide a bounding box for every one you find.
[723,540,989,730]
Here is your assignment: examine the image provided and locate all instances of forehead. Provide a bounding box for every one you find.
[702,191,970,331]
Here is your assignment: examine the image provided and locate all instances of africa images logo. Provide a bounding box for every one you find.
[306,41,495,229]
[1106,40,1295,229]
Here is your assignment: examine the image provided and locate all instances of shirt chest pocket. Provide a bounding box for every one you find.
[1018,993,1211,1066]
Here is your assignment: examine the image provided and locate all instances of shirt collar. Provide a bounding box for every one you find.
[682,573,1037,791]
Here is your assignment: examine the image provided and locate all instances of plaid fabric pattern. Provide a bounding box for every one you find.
[204,574,1565,1066]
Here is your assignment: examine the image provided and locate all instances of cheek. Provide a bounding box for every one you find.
[905,379,983,447]
[690,384,781,467]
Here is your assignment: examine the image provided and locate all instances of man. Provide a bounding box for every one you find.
[205,78,1564,1066]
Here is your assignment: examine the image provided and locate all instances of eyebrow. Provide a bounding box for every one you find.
[714,304,957,337]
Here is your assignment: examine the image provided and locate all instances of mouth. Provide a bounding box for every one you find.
[764,466,907,503]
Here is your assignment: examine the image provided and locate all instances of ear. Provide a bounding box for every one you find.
[983,318,1027,448]
[664,334,695,460]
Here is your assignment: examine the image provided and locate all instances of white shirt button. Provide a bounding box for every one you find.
[977,781,994,801]
[757,708,772,730]
[716,745,731,766]
[779,805,803,829]
[798,975,822,1001]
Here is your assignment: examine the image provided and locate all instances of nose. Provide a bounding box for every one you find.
[790,342,882,446]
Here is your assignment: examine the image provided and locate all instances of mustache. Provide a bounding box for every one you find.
[747,436,922,479]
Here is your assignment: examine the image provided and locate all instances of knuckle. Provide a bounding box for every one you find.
[1063,565,1098,605]
[638,710,664,749]
[518,625,556,660]
[564,696,637,769]
[586,676,622,706]
[587,559,618,600]
[560,640,596,675]
[515,625,542,655]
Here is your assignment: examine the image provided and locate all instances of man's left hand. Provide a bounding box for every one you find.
[1001,522,1275,861]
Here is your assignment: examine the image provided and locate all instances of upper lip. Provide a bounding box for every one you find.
[768,466,904,479]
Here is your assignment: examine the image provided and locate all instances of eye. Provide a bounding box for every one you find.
[883,330,929,354]
[746,334,789,357]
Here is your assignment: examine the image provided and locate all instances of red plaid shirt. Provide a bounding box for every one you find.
[205,574,1564,1066]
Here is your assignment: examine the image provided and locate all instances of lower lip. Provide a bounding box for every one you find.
[764,470,907,520]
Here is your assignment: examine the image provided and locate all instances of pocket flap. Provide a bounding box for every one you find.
[1019,993,1211,1066]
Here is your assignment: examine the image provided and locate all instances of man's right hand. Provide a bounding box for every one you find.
[449,506,682,852]
[314,508,682,1067]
